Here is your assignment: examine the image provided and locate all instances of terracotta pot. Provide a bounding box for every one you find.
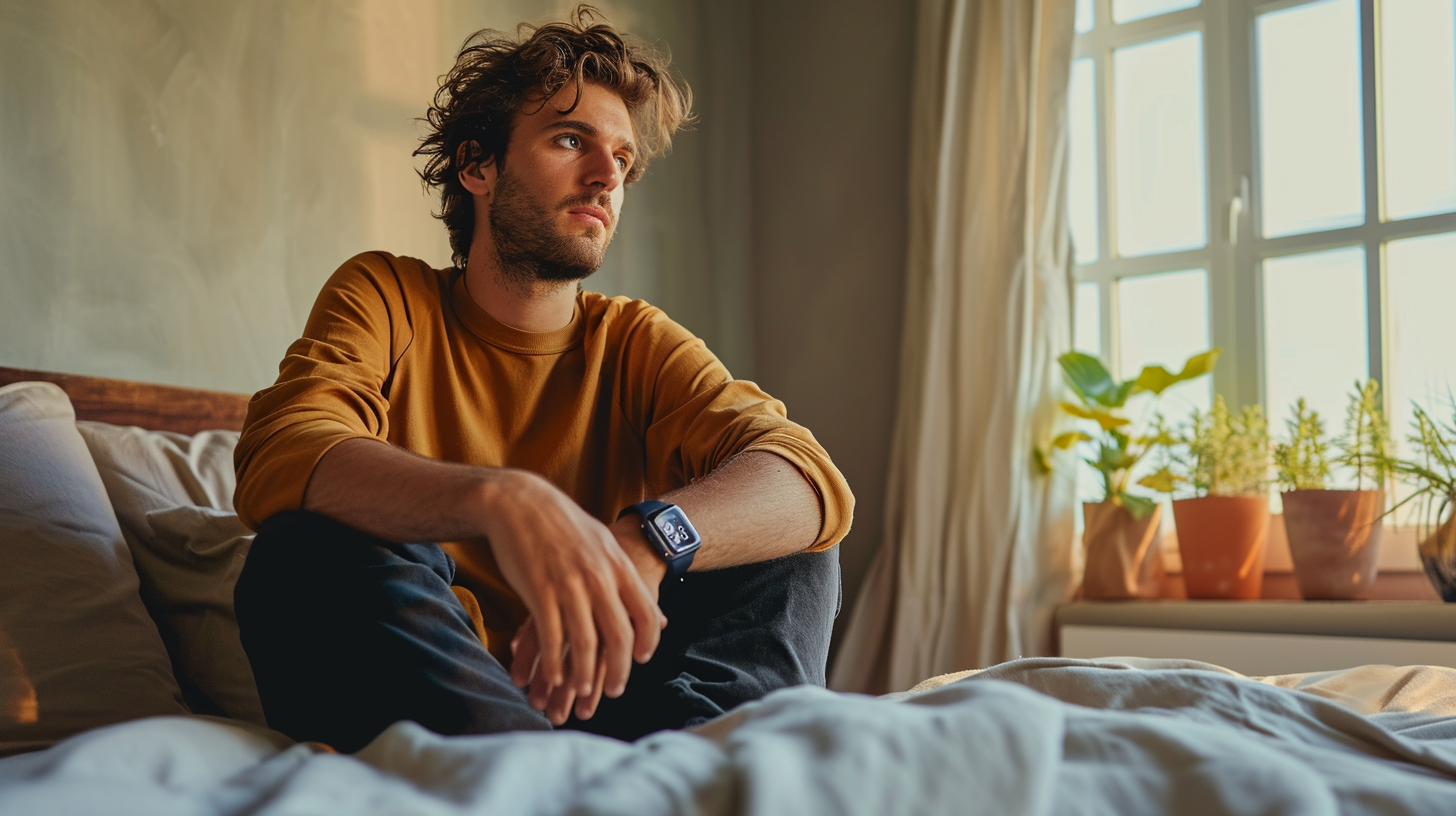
[1172,496,1270,599]
[1082,502,1165,600]
[1281,489,1384,600]
[1418,512,1456,602]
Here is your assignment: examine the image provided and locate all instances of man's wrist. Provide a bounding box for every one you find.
[469,467,540,521]
[469,465,513,510]
[610,516,669,586]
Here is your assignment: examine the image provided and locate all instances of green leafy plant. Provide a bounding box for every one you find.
[1274,398,1329,492]
[1383,396,1456,599]
[1183,395,1270,497]
[1385,397,1456,529]
[1041,348,1220,519]
[1334,379,1391,490]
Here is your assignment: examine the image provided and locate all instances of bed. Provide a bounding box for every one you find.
[2,366,1455,815]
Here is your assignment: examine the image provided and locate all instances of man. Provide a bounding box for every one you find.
[232,6,853,752]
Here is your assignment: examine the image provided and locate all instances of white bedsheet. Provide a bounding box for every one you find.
[2,658,1454,815]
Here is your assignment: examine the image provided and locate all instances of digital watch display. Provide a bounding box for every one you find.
[619,500,701,579]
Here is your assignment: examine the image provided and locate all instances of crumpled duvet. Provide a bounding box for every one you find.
[1,658,1454,816]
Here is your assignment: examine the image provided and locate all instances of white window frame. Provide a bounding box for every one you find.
[1075,0,1456,410]
[1074,0,1456,569]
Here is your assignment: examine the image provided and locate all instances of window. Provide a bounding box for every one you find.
[1069,0,1456,527]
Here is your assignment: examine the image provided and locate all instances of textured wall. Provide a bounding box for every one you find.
[0,0,752,391]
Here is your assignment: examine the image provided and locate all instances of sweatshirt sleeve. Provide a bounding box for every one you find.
[232,253,412,530]
[624,305,854,551]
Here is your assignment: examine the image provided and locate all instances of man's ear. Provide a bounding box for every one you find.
[456,140,497,199]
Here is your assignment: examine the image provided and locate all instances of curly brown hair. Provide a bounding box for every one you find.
[415,5,693,267]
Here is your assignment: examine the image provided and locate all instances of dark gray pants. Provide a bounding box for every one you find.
[234,510,840,752]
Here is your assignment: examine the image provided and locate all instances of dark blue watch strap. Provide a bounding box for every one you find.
[618,499,672,520]
[618,500,696,579]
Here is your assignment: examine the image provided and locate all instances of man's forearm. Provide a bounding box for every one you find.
[310,440,823,576]
[303,437,505,543]
[610,451,825,573]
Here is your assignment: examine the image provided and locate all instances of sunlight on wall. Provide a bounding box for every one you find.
[361,0,451,262]
[363,0,443,106]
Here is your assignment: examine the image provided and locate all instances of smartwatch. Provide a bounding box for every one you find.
[618,500,701,580]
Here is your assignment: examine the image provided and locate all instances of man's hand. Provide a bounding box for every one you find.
[480,470,662,724]
[509,513,669,723]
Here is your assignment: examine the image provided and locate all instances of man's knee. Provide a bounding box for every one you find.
[243,510,452,585]
[734,547,842,621]
[667,547,841,686]
[254,508,368,546]
[672,546,840,619]
[781,546,842,617]
[235,511,547,746]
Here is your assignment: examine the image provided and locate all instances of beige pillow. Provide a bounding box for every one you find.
[140,505,264,725]
[74,422,265,725]
[0,382,188,757]
[75,421,238,520]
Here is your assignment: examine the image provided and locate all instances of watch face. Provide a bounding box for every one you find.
[650,507,700,554]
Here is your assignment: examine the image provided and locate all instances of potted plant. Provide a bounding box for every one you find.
[1043,349,1219,600]
[1275,383,1388,600]
[1173,395,1271,599]
[1385,398,1456,601]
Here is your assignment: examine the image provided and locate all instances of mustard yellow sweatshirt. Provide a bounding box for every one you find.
[234,251,853,655]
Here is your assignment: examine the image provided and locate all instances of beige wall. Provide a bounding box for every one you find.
[749,0,915,645]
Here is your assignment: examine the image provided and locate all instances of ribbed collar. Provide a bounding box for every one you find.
[448,269,584,355]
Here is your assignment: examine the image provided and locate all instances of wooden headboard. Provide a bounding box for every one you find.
[0,366,252,434]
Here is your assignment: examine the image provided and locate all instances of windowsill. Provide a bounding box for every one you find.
[1057,599,1456,642]
[1055,599,1456,674]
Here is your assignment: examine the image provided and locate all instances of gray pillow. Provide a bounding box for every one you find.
[139,505,263,725]
[0,382,188,757]
[75,421,263,725]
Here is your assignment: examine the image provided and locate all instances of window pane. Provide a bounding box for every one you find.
[1386,232,1456,465]
[1069,59,1101,264]
[1113,33,1208,257]
[1381,0,1456,221]
[1076,0,1095,33]
[1075,281,1102,357]
[1117,269,1211,422]
[1262,247,1369,464]
[1112,0,1199,25]
[1256,0,1364,238]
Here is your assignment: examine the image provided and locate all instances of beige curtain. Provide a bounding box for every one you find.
[830,0,1079,694]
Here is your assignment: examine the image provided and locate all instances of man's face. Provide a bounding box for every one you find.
[485,82,634,284]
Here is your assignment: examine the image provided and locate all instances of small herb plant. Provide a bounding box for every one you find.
[1274,398,1329,492]
[1271,381,1390,494]
[1183,395,1270,497]
[1041,349,1220,519]
[1335,379,1391,491]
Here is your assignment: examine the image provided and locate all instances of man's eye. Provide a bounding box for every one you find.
[557,134,581,149]
[615,156,629,171]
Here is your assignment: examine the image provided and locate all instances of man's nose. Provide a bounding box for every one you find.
[582,147,623,191]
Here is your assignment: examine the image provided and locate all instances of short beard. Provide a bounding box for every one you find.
[487,169,610,290]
